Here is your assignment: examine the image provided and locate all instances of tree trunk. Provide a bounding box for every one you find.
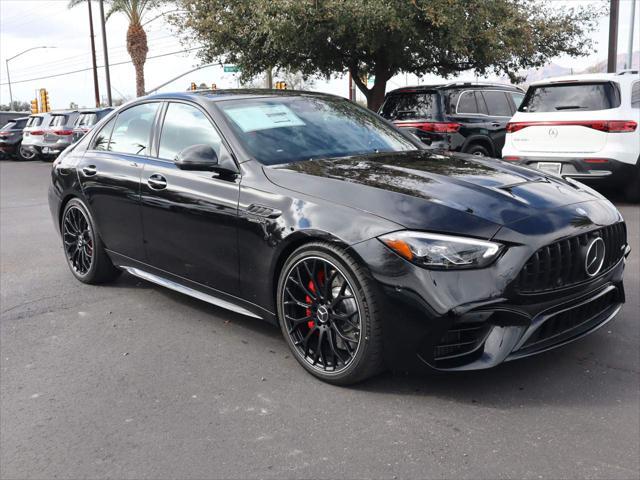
[127,21,149,97]
[367,80,387,111]
[349,66,388,111]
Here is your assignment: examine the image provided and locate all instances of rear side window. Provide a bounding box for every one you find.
[482,91,513,116]
[456,91,481,114]
[632,82,639,108]
[108,103,159,156]
[380,92,439,120]
[520,82,621,112]
[50,115,68,127]
[509,92,525,109]
[92,116,116,151]
[26,116,43,128]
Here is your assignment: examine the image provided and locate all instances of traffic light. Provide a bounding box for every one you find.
[30,98,39,114]
[189,82,197,91]
[39,88,50,112]
[274,81,287,90]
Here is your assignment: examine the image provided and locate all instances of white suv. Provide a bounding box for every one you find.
[502,71,640,201]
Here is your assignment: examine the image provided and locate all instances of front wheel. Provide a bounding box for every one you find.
[277,242,384,385]
[464,144,490,157]
[61,198,120,284]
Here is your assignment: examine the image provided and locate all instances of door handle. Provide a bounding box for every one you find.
[147,174,167,190]
[82,165,97,176]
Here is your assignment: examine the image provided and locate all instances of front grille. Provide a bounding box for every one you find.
[433,323,492,361]
[514,222,626,293]
[520,288,619,351]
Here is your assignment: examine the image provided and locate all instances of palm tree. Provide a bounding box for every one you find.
[69,0,155,97]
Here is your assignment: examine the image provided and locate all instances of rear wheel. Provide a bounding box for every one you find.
[61,199,120,284]
[17,143,35,161]
[277,242,383,385]
[464,144,490,157]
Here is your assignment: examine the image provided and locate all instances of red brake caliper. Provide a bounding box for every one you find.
[305,270,325,329]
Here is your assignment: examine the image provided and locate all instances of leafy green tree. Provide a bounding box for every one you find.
[69,0,158,97]
[171,0,603,110]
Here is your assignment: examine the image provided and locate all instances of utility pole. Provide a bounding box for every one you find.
[607,0,619,73]
[88,0,101,107]
[98,0,112,106]
[626,0,636,69]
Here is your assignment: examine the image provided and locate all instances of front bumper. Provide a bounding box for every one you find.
[350,219,629,372]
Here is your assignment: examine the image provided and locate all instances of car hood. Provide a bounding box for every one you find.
[263,150,609,239]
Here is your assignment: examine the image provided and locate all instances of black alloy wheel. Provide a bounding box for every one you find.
[61,199,120,284]
[277,242,383,384]
[63,205,94,276]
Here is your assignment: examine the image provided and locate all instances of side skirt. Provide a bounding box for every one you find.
[107,251,277,324]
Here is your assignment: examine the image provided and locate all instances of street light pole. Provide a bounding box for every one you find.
[5,46,55,107]
[607,0,620,73]
[87,0,101,107]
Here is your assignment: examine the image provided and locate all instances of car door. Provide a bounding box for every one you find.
[78,102,161,260]
[139,101,241,295]
[479,90,513,156]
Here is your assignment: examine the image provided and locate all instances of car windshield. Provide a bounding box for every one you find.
[218,96,418,165]
[76,113,98,127]
[50,115,68,127]
[520,82,620,112]
[380,92,439,120]
[26,116,43,127]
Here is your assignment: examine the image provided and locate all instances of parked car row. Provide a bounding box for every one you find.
[379,71,640,201]
[0,107,113,161]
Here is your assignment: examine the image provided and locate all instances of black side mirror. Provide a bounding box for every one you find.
[175,144,220,171]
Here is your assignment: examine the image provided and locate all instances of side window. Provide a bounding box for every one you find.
[158,102,225,161]
[632,82,640,109]
[108,103,159,156]
[457,91,480,114]
[509,92,525,111]
[482,91,512,116]
[92,116,116,151]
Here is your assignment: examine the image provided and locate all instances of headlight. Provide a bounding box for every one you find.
[378,231,503,269]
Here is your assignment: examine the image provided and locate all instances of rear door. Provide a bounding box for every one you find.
[479,90,514,155]
[510,82,620,154]
[140,101,241,295]
[78,102,161,260]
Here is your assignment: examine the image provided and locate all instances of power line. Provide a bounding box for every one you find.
[0,46,204,86]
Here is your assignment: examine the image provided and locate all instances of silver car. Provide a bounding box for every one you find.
[38,111,79,160]
[20,113,52,160]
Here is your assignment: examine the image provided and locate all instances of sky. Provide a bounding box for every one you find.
[0,0,639,110]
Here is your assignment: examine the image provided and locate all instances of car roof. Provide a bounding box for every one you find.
[7,117,29,122]
[144,89,344,104]
[387,82,524,95]
[529,71,639,86]
[77,107,114,114]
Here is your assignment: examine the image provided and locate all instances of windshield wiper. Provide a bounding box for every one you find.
[555,105,583,110]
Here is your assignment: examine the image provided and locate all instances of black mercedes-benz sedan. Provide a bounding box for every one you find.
[48,90,630,384]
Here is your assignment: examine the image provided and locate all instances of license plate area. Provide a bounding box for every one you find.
[536,162,562,175]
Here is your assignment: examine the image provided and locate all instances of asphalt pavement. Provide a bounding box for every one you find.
[1,160,639,480]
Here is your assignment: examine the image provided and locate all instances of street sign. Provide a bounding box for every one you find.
[223,65,239,73]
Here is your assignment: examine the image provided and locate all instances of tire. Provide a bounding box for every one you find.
[276,241,384,385]
[61,198,120,284]
[464,144,490,157]
[16,143,35,161]
[623,164,640,203]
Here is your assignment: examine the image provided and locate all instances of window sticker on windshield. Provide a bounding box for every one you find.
[224,104,306,132]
